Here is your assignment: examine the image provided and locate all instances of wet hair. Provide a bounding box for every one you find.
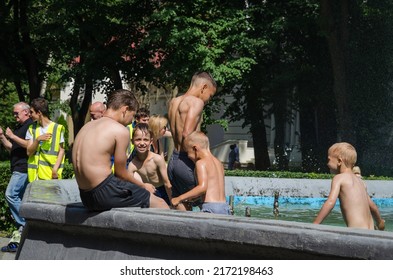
[135,107,150,119]
[30,97,50,117]
[328,142,357,168]
[190,71,217,89]
[184,131,209,150]
[148,115,168,140]
[132,123,152,139]
[106,89,139,111]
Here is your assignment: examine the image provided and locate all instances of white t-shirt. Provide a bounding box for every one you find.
[25,121,65,143]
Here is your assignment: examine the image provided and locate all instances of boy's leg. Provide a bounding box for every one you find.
[149,194,170,209]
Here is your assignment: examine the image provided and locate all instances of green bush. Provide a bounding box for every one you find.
[0,161,74,233]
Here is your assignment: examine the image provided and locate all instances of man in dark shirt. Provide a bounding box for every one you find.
[0,102,33,252]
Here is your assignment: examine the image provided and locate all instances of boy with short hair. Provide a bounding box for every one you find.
[26,97,65,181]
[168,71,217,211]
[171,131,230,215]
[127,123,172,205]
[313,142,384,230]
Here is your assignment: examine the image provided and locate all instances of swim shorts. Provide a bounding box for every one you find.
[155,185,170,205]
[201,202,231,215]
[79,174,150,211]
[167,150,196,198]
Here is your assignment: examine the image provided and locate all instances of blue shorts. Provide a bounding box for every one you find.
[79,174,150,211]
[201,202,231,215]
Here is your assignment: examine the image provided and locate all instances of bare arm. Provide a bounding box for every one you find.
[52,143,65,179]
[26,133,52,156]
[156,155,172,201]
[0,127,12,152]
[6,127,28,148]
[314,176,340,224]
[368,196,385,230]
[171,161,206,207]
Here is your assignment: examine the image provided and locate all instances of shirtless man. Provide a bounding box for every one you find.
[72,89,169,211]
[167,72,217,210]
[128,123,172,205]
[171,131,230,215]
[313,142,384,230]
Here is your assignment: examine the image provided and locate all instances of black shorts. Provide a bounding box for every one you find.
[167,150,196,197]
[79,174,150,211]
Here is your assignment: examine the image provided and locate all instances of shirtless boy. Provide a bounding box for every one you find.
[128,123,172,205]
[313,142,384,230]
[352,166,385,230]
[72,89,169,211]
[171,131,230,215]
[167,71,217,210]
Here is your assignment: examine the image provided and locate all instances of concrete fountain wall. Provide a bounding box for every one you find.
[16,177,393,260]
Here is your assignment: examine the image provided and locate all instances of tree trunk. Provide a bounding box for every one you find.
[18,0,42,100]
[246,87,270,170]
[320,0,355,144]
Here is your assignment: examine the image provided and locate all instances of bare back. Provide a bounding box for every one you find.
[336,173,374,229]
[72,117,130,190]
[168,95,204,152]
[196,153,226,203]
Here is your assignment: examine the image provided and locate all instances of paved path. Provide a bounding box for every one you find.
[0,237,16,260]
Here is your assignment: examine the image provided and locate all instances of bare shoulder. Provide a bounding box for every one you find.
[151,152,166,164]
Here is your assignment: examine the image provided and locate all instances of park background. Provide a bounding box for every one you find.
[1,1,393,231]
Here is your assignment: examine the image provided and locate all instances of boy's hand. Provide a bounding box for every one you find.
[143,183,156,194]
[376,219,385,231]
[37,133,52,142]
[52,169,59,179]
[171,197,181,207]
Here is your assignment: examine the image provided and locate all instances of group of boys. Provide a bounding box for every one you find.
[73,71,229,214]
[0,72,385,253]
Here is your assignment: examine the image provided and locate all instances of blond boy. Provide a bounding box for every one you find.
[128,123,172,205]
[314,142,384,230]
[171,131,230,215]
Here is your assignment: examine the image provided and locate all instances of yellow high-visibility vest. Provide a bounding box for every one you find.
[111,124,134,173]
[126,123,134,157]
[27,122,65,182]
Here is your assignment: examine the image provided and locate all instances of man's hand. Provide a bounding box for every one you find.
[5,127,15,140]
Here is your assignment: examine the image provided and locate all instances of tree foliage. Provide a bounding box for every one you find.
[1,0,393,175]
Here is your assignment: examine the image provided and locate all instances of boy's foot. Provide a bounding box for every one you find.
[1,242,18,253]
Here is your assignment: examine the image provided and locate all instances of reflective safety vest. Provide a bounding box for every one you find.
[126,124,134,158]
[111,124,134,173]
[27,122,65,182]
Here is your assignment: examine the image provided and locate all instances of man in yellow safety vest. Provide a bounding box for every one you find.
[26,97,65,182]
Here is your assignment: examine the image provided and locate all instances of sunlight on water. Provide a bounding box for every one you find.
[229,196,393,231]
